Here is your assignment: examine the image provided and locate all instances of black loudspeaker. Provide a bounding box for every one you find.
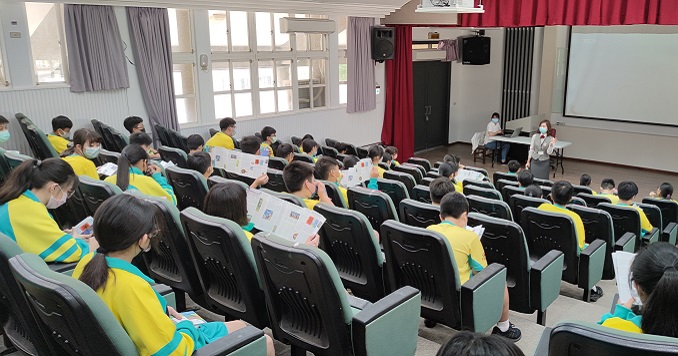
[372,27,395,61]
[461,36,491,65]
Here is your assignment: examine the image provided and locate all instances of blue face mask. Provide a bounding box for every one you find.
[491,118,499,124]
[84,146,100,159]
[0,130,9,143]
[539,127,548,134]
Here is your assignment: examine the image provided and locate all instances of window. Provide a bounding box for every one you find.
[168,9,198,124]
[25,2,68,84]
[0,47,6,87]
[338,17,348,104]
[257,59,293,114]
[297,58,326,109]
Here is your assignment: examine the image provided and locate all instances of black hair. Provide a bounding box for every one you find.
[301,139,318,155]
[436,331,524,356]
[336,143,348,154]
[491,112,500,119]
[631,242,678,337]
[204,182,249,226]
[315,156,339,181]
[507,160,520,173]
[52,115,73,131]
[283,161,314,193]
[439,192,469,219]
[443,154,459,164]
[343,155,359,169]
[524,184,543,198]
[240,135,261,155]
[261,126,276,140]
[187,152,212,175]
[550,181,574,205]
[129,132,153,147]
[302,134,314,141]
[385,146,398,156]
[123,116,144,133]
[0,158,79,205]
[438,162,459,179]
[219,117,236,131]
[658,182,674,200]
[601,178,616,190]
[276,143,295,161]
[0,115,8,125]
[78,195,157,292]
[368,145,384,162]
[382,151,392,163]
[430,177,456,204]
[61,128,103,157]
[517,170,533,187]
[115,144,149,191]
[580,174,592,187]
[617,181,639,201]
[187,134,205,151]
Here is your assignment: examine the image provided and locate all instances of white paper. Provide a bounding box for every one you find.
[466,225,485,239]
[340,158,373,188]
[612,251,640,304]
[209,147,269,179]
[159,160,175,169]
[456,169,485,183]
[73,216,94,236]
[96,162,118,176]
[246,189,326,242]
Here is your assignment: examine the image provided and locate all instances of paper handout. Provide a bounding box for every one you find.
[612,251,641,305]
[96,162,118,177]
[340,158,373,188]
[455,169,486,183]
[210,147,269,179]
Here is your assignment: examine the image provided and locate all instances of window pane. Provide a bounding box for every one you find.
[311,58,326,85]
[168,9,192,53]
[298,87,311,109]
[260,90,276,114]
[209,11,229,52]
[297,58,310,82]
[0,55,5,85]
[26,2,66,83]
[338,56,347,82]
[276,60,292,87]
[176,97,197,124]
[255,13,272,52]
[295,33,308,51]
[338,17,348,50]
[313,86,326,108]
[230,11,250,52]
[278,89,293,112]
[339,83,347,104]
[215,94,233,118]
[273,14,291,52]
[173,64,195,96]
[309,34,324,51]
[258,60,274,89]
[234,92,253,117]
[212,62,231,92]
[232,62,251,91]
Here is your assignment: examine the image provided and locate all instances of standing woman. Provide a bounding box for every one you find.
[61,128,102,180]
[526,120,557,180]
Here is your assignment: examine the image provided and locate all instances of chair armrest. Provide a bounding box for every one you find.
[534,327,553,356]
[577,239,606,291]
[614,233,636,253]
[347,295,372,312]
[351,286,421,356]
[641,228,660,246]
[529,250,564,312]
[461,263,507,333]
[663,222,678,245]
[47,262,78,276]
[193,325,267,356]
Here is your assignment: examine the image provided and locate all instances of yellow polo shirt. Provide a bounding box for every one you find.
[47,134,69,154]
[538,203,586,250]
[426,221,487,284]
[204,132,235,150]
[63,154,99,180]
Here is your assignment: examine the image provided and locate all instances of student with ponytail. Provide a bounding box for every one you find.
[599,242,678,336]
[104,144,177,205]
[0,158,95,262]
[73,195,274,356]
[61,128,102,179]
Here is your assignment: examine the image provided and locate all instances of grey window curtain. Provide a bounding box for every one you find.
[347,17,376,113]
[64,4,129,93]
[126,7,179,133]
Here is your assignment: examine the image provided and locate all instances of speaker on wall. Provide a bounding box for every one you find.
[461,36,491,65]
[372,27,395,61]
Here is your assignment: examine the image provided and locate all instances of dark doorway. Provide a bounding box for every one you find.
[413,61,451,152]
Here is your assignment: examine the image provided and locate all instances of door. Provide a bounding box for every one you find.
[413,61,451,151]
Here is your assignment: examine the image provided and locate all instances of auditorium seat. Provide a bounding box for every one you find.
[393,164,423,183]
[97,148,120,166]
[347,186,399,231]
[493,172,518,186]
[158,146,188,168]
[321,145,339,158]
[207,175,250,191]
[410,185,432,204]
[577,193,611,207]
[320,180,347,208]
[467,195,513,221]
[642,197,678,227]
[598,203,660,251]
[398,199,440,229]
[78,176,122,216]
[464,179,495,190]
[293,153,314,164]
[264,169,287,193]
[464,185,502,201]
[15,113,58,159]
[165,165,208,210]
[383,171,416,194]
[407,157,432,172]
[510,195,550,225]
[495,178,520,194]
[356,146,369,159]
[325,137,339,148]
[291,135,302,146]
[572,185,594,196]
[268,156,288,170]
[501,185,525,202]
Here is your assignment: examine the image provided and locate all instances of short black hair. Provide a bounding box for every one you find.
[0,115,8,125]
[617,181,639,201]
[129,132,153,146]
[302,134,314,141]
[283,161,314,193]
[240,135,261,154]
[382,151,392,163]
[187,152,212,175]
[336,142,348,153]
[436,331,524,356]
[385,146,398,156]
[187,134,204,150]
[368,145,384,161]
[443,154,459,164]
[301,139,318,155]
[276,143,294,159]
[430,177,456,204]
[439,192,469,219]
[659,182,674,199]
[601,178,615,190]
[52,115,73,131]
[508,160,520,173]
[315,156,339,180]
[580,173,592,187]
[123,116,143,133]
[550,180,574,205]
[491,112,500,118]
[261,126,276,140]
[524,184,542,198]
[219,117,236,130]
[438,162,459,179]
[517,170,533,187]
[343,155,359,169]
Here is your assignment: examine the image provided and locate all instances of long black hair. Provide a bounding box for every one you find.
[116,144,149,191]
[0,158,78,205]
[60,128,102,157]
[78,195,157,291]
[632,242,678,337]
[203,182,248,226]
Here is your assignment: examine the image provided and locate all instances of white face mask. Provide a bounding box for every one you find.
[271,136,278,144]
[84,146,100,159]
[46,185,68,209]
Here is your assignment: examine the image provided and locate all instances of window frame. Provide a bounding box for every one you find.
[25,2,69,86]
[169,8,200,125]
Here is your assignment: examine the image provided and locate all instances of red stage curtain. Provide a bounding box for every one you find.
[459,0,678,27]
[381,25,414,161]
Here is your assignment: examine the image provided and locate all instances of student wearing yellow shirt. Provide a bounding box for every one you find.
[283,161,333,210]
[580,173,595,193]
[47,115,73,155]
[439,162,464,194]
[367,145,386,178]
[385,146,400,166]
[0,158,96,262]
[617,181,653,235]
[0,115,10,146]
[61,128,102,180]
[260,126,277,157]
[598,242,678,337]
[429,177,456,206]
[105,144,177,205]
[426,192,521,341]
[301,139,319,162]
[315,156,348,206]
[649,182,676,203]
[73,195,275,356]
[276,143,295,164]
[123,115,147,134]
[187,134,205,155]
[205,117,236,151]
[599,178,619,204]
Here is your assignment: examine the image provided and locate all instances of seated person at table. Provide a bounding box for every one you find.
[283,161,333,210]
[260,126,277,157]
[385,146,400,166]
[598,242,678,336]
[439,162,463,194]
[239,135,261,155]
[0,115,10,146]
[427,192,521,341]
[483,112,510,165]
[129,132,160,160]
[580,173,594,192]
[517,170,533,189]
[436,331,525,356]
[599,178,619,204]
[524,184,543,199]
[649,182,675,203]
[315,156,347,203]
[430,177,456,206]
[187,134,205,154]
[123,115,147,134]
[73,195,275,356]
[61,128,102,180]
[0,158,95,262]
[276,143,295,164]
[617,181,653,236]
[47,115,73,155]
[188,151,267,188]
[507,160,520,174]
[205,117,236,150]
[301,139,319,161]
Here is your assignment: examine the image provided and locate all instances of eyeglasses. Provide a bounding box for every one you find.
[56,185,76,199]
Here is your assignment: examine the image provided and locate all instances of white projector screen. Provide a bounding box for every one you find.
[565,26,678,126]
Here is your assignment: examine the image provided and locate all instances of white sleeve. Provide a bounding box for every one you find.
[546,137,556,155]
